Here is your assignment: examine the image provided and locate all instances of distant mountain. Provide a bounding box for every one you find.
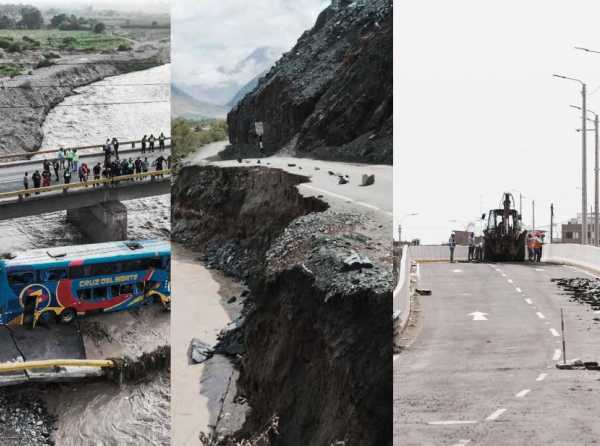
[171,85,228,120]
[226,71,266,108]
[179,46,283,106]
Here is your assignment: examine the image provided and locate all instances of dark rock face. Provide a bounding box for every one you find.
[227,0,392,164]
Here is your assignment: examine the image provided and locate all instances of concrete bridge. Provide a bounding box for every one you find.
[0,139,172,242]
[0,170,171,242]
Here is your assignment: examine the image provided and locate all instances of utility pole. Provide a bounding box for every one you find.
[551,204,555,242]
[595,113,599,246]
[519,193,523,219]
[532,200,535,231]
[583,83,588,244]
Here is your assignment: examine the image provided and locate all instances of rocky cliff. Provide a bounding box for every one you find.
[227,0,392,164]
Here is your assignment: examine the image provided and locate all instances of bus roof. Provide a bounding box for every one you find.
[0,240,170,268]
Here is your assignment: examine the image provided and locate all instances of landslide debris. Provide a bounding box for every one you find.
[552,277,600,311]
[226,0,392,164]
[172,165,392,445]
[0,388,56,446]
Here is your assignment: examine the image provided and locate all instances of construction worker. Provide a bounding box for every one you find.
[533,233,544,262]
[468,232,475,262]
[527,233,535,262]
[449,233,456,263]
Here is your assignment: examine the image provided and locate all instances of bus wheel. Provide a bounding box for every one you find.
[60,308,76,324]
[163,301,171,312]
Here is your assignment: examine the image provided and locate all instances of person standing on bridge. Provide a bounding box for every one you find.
[142,157,149,173]
[141,135,147,154]
[23,172,29,196]
[32,170,41,194]
[134,157,143,178]
[58,147,65,170]
[148,134,156,152]
[52,159,60,182]
[449,233,457,263]
[42,158,50,174]
[159,132,165,151]
[468,232,475,262]
[65,148,73,171]
[63,167,71,185]
[72,150,79,173]
[41,169,51,188]
[93,162,101,185]
[112,137,120,160]
[154,155,166,178]
[103,140,112,166]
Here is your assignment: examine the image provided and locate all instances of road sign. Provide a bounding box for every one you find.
[255,122,264,136]
[468,311,488,321]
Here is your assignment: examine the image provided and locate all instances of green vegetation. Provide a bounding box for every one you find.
[0,29,129,51]
[0,63,23,77]
[172,118,228,162]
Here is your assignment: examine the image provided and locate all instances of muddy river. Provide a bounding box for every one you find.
[0,65,171,445]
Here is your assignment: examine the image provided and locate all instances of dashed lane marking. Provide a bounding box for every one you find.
[535,268,545,272]
[486,408,507,421]
[507,279,514,284]
[536,373,547,382]
[428,421,478,426]
[301,184,392,216]
[452,440,471,446]
[453,269,463,273]
[553,349,562,361]
[516,389,531,398]
[536,312,546,319]
[525,298,533,305]
[550,328,560,337]
[501,273,507,277]
[515,287,522,293]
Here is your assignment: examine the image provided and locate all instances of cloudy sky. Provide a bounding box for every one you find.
[172,0,328,90]
[395,0,600,243]
[10,0,169,13]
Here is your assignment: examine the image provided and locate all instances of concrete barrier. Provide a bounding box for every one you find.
[393,245,412,332]
[409,245,468,262]
[542,243,600,274]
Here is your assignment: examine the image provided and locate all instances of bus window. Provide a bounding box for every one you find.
[69,266,86,279]
[162,256,170,270]
[78,289,92,301]
[144,258,162,269]
[122,260,144,272]
[45,269,67,281]
[89,263,114,276]
[111,285,121,298]
[120,284,134,295]
[93,287,109,300]
[7,271,35,289]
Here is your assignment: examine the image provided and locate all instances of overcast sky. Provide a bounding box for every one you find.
[395,0,600,244]
[12,0,169,13]
[172,0,328,87]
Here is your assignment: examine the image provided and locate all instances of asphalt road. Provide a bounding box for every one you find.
[186,141,392,217]
[395,261,600,445]
[0,148,170,194]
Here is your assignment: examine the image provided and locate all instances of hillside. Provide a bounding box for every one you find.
[171,84,228,120]
[227,0,393,164]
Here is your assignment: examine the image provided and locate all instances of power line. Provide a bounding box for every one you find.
[0,99,169,109]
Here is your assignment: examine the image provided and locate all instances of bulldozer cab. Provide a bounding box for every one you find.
[482,192,527,262]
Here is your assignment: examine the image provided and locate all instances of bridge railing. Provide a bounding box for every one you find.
[0,169,172,201]
[542,243,600,274]
[394,245,413,332]
[408,245,468,262]
[0,137,172,163]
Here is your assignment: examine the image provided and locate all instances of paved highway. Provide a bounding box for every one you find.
[186,141,392,217]
[395,261,600,445]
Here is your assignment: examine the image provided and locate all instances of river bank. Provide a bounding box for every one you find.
[0,44,169,158]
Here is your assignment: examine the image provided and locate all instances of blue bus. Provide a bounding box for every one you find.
[0,240,170,328]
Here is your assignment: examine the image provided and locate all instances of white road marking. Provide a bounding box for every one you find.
[393,354,400,362]
[536,373,547,382]
[525,298,533,305]
[486,408,507,421]
[452,440,471,446]
[536,312,546,319]
[515,287,522,293]
[469,311,488,321]
[301,184,392,215]
[550,328,560,337]
[553,349,562,361]
[453,269,463,273]
[501,273,507,277]
[428,421,478,426]
[416,263,421,278]
[507,279,514,284]
[516,389,531,398]
[535,268,545,272]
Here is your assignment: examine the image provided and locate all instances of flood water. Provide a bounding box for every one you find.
[0,65,171,445]
[171,243,248,445]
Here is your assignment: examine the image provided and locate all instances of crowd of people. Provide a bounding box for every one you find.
[21,134,170,196]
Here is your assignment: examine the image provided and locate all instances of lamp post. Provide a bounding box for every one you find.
[554,74,588,244]
[398,212,419,242]
[571,104,599,246]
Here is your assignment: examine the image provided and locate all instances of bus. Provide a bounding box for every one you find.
[0,240,170,328]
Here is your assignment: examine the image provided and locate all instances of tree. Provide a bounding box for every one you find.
[50,13,68,28]
[93,22,106,33]
[18,6,43,30]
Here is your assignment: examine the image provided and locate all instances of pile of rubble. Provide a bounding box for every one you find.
[551,277,600,311]
[0,389,55,446]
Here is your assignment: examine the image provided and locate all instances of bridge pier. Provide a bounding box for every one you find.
[67,200,128,242]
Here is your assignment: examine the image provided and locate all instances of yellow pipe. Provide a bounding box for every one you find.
[0,359,114,373]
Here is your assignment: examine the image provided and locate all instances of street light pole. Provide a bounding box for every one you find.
[399,212,419,242]
[554,74,588,245]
